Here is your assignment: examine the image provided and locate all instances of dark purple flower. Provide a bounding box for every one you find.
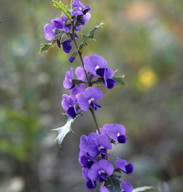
[88,160,114,183]
[63,68,75,90]
[87,133,112,158]
[115,157,134,174]
[62,40,72,53]
[75,66,87,82]
[103,67,116,89]
[84,54,107,77]
[82,168,97,190]
[69,56,75,63]
[72,0,91,26]
[71,84,85,102]
[121,181,133,192]
[77,87,103,111]
[79,151,97,169]
[100,124,128,144]
[61,94,77,118]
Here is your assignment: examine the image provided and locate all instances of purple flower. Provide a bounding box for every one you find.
[63,68,75,90]
[100,184,109,192]
[71,84,85,102]
[62,40,72,53]
[44,17,64,41]
[84,54,107,77]
[87,133,112,158]
[72,0,91,26]
[77,87,103,111]
[115,157,134,174]
[61,94,77,118]
[82,168,97,190]
[121,181,133,192]
[75,66,87,82]
[103,67,116,89]
[69,56,75,63]
[88,159,114,183]
[100,124,128,144]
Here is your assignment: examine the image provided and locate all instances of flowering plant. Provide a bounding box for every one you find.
[41,0,155,191]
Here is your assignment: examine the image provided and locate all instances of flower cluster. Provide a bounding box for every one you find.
[79,124,134,191]
[61,54,116,118]
[44,0,91,53]
[44,0,135,191]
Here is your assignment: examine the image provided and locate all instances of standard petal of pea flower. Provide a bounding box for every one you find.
[52,117,74,147]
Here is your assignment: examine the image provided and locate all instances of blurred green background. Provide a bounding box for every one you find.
[0,0,183,191]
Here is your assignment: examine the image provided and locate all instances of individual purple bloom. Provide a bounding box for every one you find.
[84,54,107,77]
[121,181,133,192]
[44,17,64,41]
[63,68,75,90]
[62,40,72,53]
[51,17,63,29]
[79,151,97,169]
[103,67,116,89]
[100,184,109,192]
[61,94,77,118]
[100,124,128,144]
[82,168,97,190]
[71,84,85,102]
[87,133,112,158]
[77,87,103,111]
[69,56,75,63]
[44,24,55,41]
[75,66,87,82]
[88,159,114,183]
[115,157,134,174]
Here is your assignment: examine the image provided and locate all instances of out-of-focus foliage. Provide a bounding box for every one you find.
[0,0,183,192]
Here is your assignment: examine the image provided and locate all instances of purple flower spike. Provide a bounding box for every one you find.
[63,68,75,90]
[84,54,107,77]
[77,87,103,111]
[121,181,133,192]
[61,94,77,118]
[115,157,134,174]
[100,124,128,144]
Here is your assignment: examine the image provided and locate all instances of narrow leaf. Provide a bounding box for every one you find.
[53,0,72,19]
[113,76,125,85]
[104,173,122,192]
[40,43,53,53]
[79,22,104,50]
[132,186,155,192]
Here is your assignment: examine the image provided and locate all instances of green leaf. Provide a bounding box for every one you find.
[40,43,53,53]
[53,1,72,19]
[132,186,155,192]
[104,173,122,192]
[79,22,104,50]
[113,76,125,85]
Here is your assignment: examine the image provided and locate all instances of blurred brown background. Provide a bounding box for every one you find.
[0,0,183,192]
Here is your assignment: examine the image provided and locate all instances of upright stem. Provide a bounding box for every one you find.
[90,108,101,134]
[71,21,100,133]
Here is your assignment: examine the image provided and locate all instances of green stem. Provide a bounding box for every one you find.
[71,22,100,133]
